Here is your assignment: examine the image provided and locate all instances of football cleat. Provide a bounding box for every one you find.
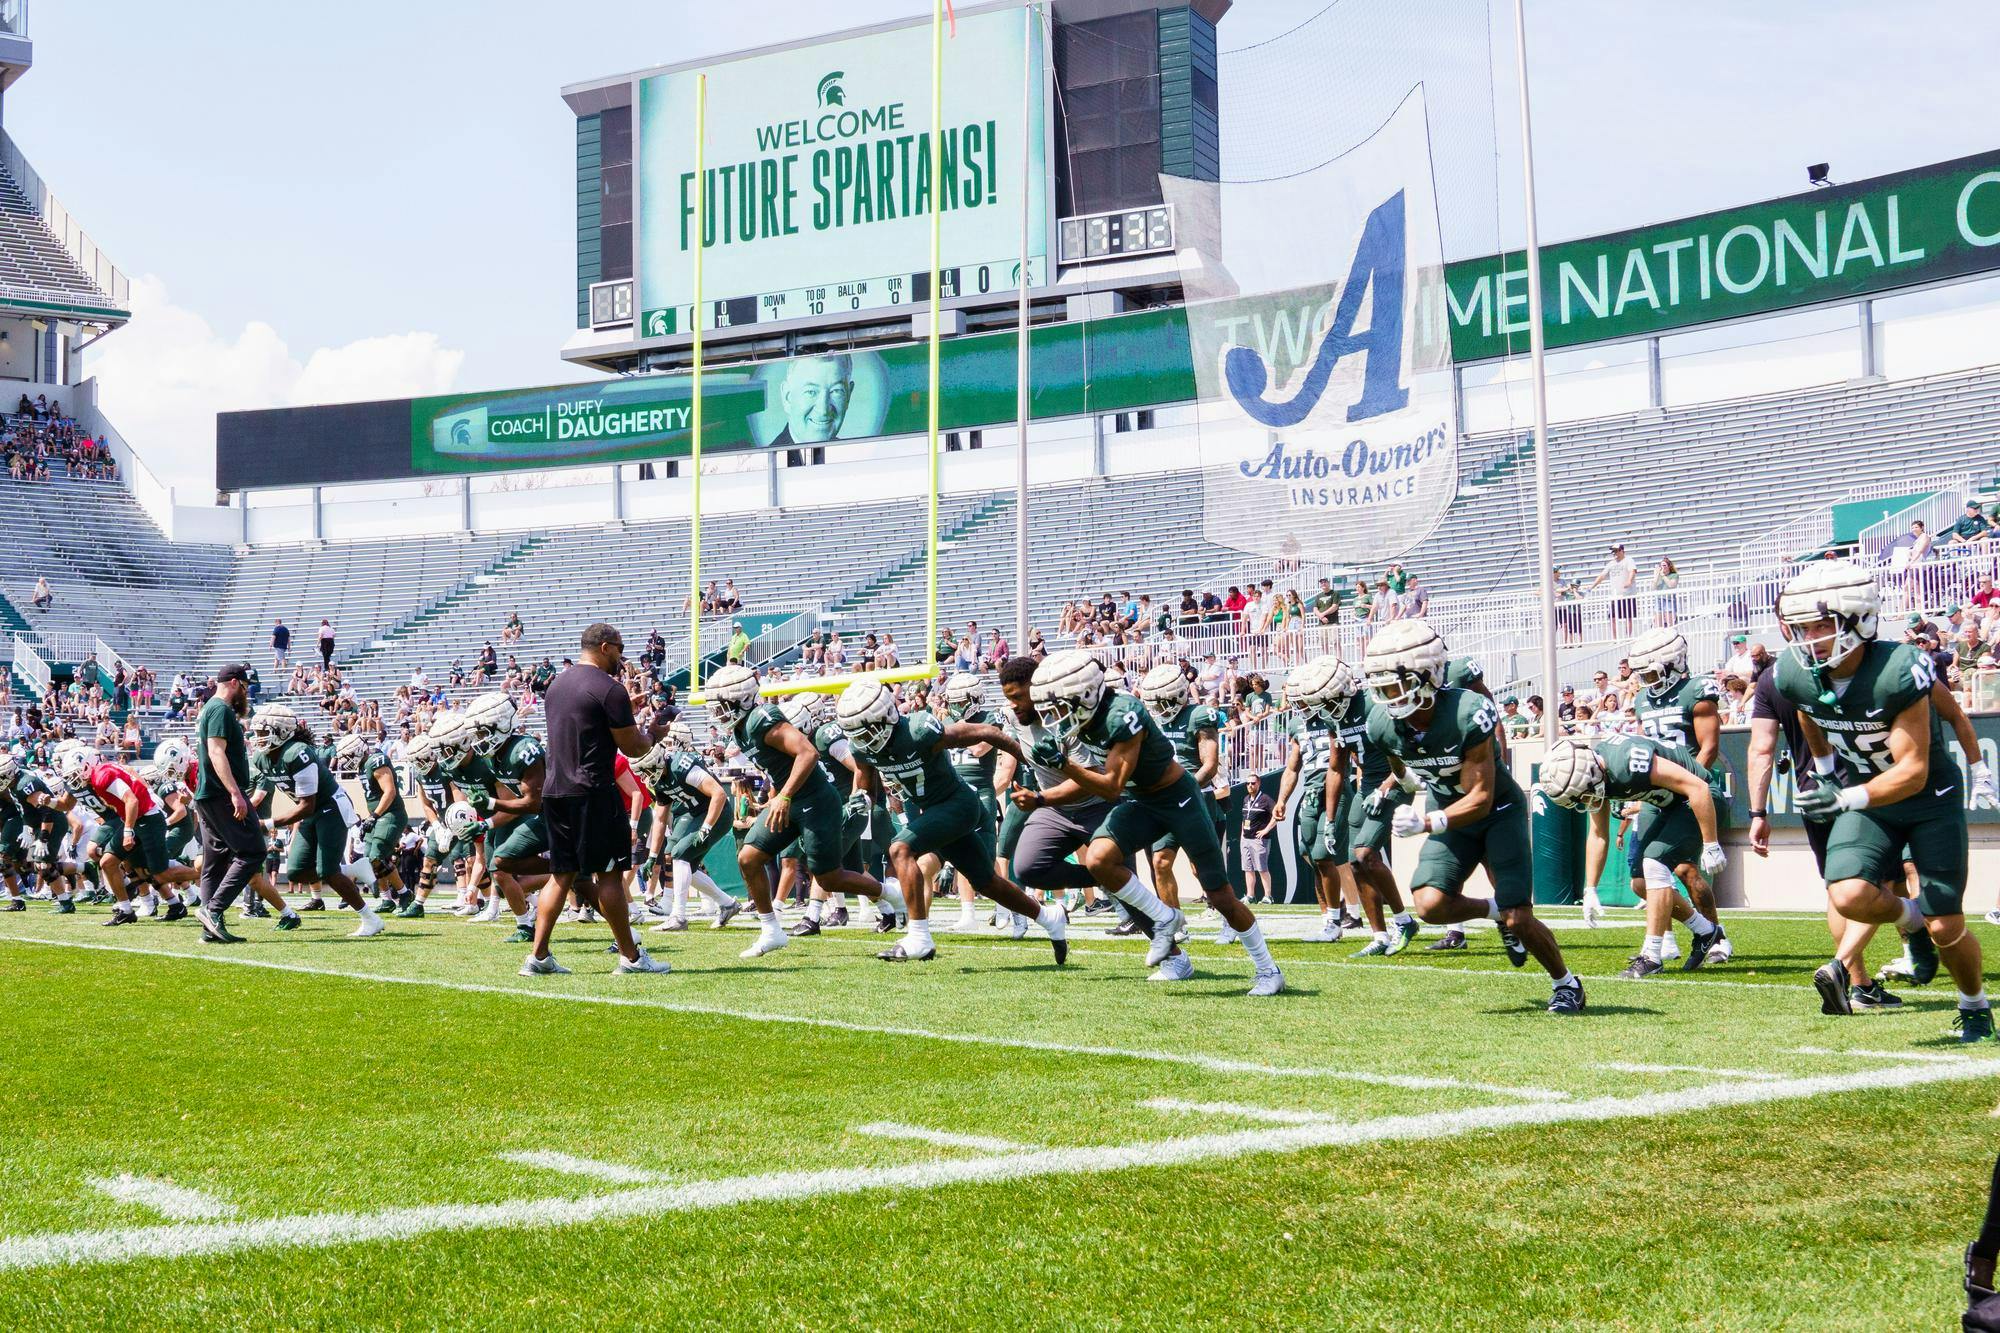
[1082,899,1114,916]
[1876,953,1917,983]
[651,915,689,933]
[1658,933,1682,962]
[1987,908,2000,927]
[1304,919,1343,944]
[876,942,937,962]
[1145,910,1186,968]
[1953,1006,1997,1043]
[1009,911,1031,941]
[1499,929,1528,967]
[1902,928,1940,985]
[740,931,790,960]
[1683,926,1722,972]
[102,907,137,927]
[505,925,534,944]
[1547,979,1587,1014]
[395,901,425,919]
[52,898,74,914]
[1248,966,1286,997]
[1215,920,1240,946]
[274,914,300,931]
[1850,981,1903,1010]
[1618,954,1664,980]
[614,949,672,975]
[1385,918,1420,955]
[1149,952,1194,982]
[1813,961,1853,1016]
[519,953,571,977]
[1338,910,1365,931]
[1426,929,1467,952]
[1351,936,1390,958]
[1,897,22,912]
[300,897,325,912]
[786,917,821,937]
[830,906,849,929]
[712,899,744,931]
[351,910,386,938]
[163,901,188,922]
[1110,917,1142,937]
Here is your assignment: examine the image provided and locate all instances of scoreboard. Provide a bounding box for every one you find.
[618,256,1050,337]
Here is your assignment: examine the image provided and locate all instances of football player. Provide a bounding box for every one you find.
[1361,620,1583,1013]
[702,665,904,960]
[1137,665,1225,933]
[780,693,908,938]
[993,656,1106,926]
[396,732,464,919]
[1538,734,1728,980]
[1772,561,1991,1038]
[1625,626,1732,960]
[332,731,410,913]
[836,675,1064,964]
[430,698,544,942]
[632,722,744,933]
[1270,657,1350,944]
[247,706,384,937]
[52,742,193,925]
[0,751,71,910]
[1423,653,1500,951]
[1031,649,1283,995]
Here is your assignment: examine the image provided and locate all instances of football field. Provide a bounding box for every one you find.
[2,902,1996,1329]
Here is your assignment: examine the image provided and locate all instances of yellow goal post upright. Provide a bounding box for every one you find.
[689,0,950,706]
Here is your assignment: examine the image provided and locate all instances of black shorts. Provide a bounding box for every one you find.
[1611,595,1637,622]
[543,788,631,877]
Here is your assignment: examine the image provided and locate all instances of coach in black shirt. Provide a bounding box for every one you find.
[523,622,665,976]
[1746,656,1829,871]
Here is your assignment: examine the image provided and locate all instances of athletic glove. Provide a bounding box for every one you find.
[1391,804,1438,838]
[428,822,454,856]
[29,838,47,861]
[1321,823,1342,859]
[1364,785,1405,819]
[843,792,872,822]
[1974,761,1999,811]
[1582,888,1604,928]
[463,789,494,816]
[1698,841,1727,878]
[1794,783,1857,821]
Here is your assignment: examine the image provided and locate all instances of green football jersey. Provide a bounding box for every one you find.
[1288,707,1340,795]
[1156,702,1224,779]
[1634,674,1720,759]
[1444,656,1486,693]
[1366,687,1525,813]
[253,738,343,815]
[488,734,544,785]
[659,750,718,816]
[1074,692,1177,794]
[866,712,970,812]
[1595,734,1700,809]
[1774,640,1958,794]
[948,706,1000,788]
[1336,692,1391,788]
[359,748,407,820]
[734,703,835,801]
[810,719,860,791]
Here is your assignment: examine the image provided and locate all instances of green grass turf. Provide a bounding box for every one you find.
[1,902,1997,1329]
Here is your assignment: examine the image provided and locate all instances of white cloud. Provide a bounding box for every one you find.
[85,275,464,499]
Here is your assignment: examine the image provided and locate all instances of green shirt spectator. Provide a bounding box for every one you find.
[1949,501,1991,544]
[726,623,752,664]
[195,694,250,801]
[1311,579,1341,625]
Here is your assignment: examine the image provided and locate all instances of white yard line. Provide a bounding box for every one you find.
[1594,1062,1783,1081]
[85,1175,236,1222]
[1791,1045,1974,1063]
[1137,1098,1336,1124]
[8,1057,1995,1273]
[0,936,1567,1103]
[852,1123,1036,1154]
[494,1151,663,1185]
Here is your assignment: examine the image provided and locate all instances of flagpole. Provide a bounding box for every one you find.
[1014,2,1035,652]
[1512,0,1559,744]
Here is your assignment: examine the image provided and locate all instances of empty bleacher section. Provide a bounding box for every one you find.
[0,150,112,308]
[0,477,230,680]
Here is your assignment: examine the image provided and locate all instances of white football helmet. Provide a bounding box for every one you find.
[464,691,519,754]
[443,801,485,839]
[1536,736,1608,811]
[1287,654,1360,724]
[247,704,298,758]
[664,721,696,750]
[330,730,371,776]
[404,732,442,778]
[53,742,96,792]
[151,738,192,774]
[631,740,675,787]
[1362,619,1449,720]
[1030,649,1108,748]
[702,664,762,725]
[1627,626,1689,693]
[941,672,984,720]
[1777,560,1879,669]
[1137,663,1190,724]
[0,752,18,784]
[427,712,480,769]
[779,692,830,734]
[836,678,900,757]
[142,760,184,797]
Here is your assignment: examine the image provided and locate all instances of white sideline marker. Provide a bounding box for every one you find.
[1595,1062,1783,1081]
[1138,1098,1336,1125]
[1791,1045,1974,1064]
[496,1151,663,1185]
[8,1057,1997,1273]
[86,1175,236,1222]
[852,1123,1036,1154]
[0,937,1566,1102]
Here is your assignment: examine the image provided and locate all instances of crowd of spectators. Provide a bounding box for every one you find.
[3,395,116,482]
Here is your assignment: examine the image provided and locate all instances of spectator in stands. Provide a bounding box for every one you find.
[1199,588,1225,622]
[720,579,741,613]
[878,633,900,669]
[271,618,291,668]
[1946,500,1992,548]
[645,628,665,668]
[409,665,429,692]
[1580,670,1614,713]
[30,575,50,611]
[502,610,523,643]
[1177,589,1199,625]
[1905,519,1937,609]
[1524,695,1545,733]
[13,393,28,417]
[726,621,750,665]
[318,618,336,669]
[1223,585,1247,623]
[1652,556,1680,626]
[1196,653,1223,701]
[1500,696,1529,738]
[1957,623,1989,675]
[1352,580,1375,636]
[1974,574,2000,613]
[1278,589,1306,663]
[1721,633,1756,681]
[1556,684,1577,725]
[1588,541,1640,639]
[1238,774,1276,905]
[1404,575,1431,619]
[1310,577,1341,628]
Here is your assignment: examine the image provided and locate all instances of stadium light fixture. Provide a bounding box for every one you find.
[1807,163,1833,188]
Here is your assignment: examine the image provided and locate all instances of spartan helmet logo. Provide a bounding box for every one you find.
[817,71,846,108]
[450,418,473,448]
[645,309,669,338]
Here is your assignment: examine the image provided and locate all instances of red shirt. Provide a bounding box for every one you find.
[87,762,156,817]
[1973,587,1999,610]
[614,751,653,807]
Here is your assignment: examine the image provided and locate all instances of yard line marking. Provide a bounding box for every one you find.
[495,1152,663,1185]
[852,1123,1036,1154]
[1791,1045,1974,1063]
[1595,1062,1783,1081]
[1138,1098,1336,1124]
[86,1175,236,1222]
[0,937,1567,1103]
[7,1058,1996,1272]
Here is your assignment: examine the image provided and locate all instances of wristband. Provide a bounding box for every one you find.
[772,794,790,805]
[1748,808,1768,820]
[1836,785,1871,812]
[1425,810,1449,835]
[1813,753,1838,777]
[1032,791,1046,810]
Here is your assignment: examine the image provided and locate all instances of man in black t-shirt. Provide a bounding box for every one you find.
[523,622,667,978]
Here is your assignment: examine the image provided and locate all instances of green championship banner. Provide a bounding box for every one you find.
[409,306,1196,474]
[1446,148,2000,363]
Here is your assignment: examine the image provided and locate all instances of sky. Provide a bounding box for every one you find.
[14,0,1999,498]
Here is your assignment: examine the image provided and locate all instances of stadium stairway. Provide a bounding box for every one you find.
[0,155,108,302]
[334,533,550,676]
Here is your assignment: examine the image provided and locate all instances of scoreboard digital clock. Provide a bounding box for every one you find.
[1058,205,1174,265]
[631,255,1048,338]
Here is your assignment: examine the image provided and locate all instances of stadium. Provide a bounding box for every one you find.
[7,0,2000,1325]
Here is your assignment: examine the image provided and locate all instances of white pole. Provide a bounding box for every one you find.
[1512,0,1559,744]
[1014,2,1035,651]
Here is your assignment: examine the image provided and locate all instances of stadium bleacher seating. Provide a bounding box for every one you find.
[0,156,110,305]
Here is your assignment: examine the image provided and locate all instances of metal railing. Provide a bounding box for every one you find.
[1855,474,1975,564]
[11,636,46,696]
[1737,472,1974,576]
[0,128,127,310]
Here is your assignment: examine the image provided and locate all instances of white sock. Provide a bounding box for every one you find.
[1373,930,1390,945]
[1685,910,1715,935]
[1239,922,1276,971]
[1483,899,1502,922]
[1641,935,1664,962]
[1110,873,1175,925]
[1554,970,1578,989]
[905,917,934,952]
[691,871,732,909]
[1392,911,1414,927]
[280,908,298,920]
[670,862,691,917]
[830,893,847,911]
[1038,903,1065,934]
[515,911,532,926]
[805,899,824,924]
[1900,899,1925,935]
[756,910,779,933]
[955,901,977,922]
[1963,989,1990,1010]
[875,880,907,916]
